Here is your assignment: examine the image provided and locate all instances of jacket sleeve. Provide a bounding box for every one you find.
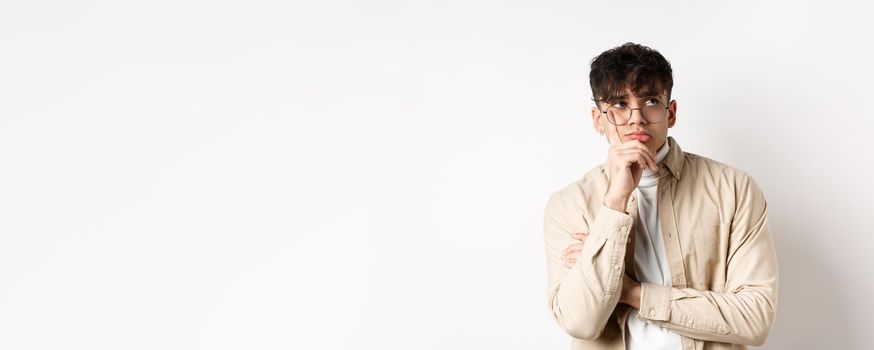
[636,174,779,346]
[543,190,634,340]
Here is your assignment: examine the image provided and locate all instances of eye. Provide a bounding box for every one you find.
[611,101,627,108]
[644,98,660,106]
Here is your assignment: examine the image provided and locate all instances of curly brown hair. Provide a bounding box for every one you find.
[589,42,673,104]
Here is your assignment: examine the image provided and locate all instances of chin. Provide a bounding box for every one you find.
[651,138,667,150]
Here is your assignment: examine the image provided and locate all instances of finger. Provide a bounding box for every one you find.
[617,141,655,165]
[562,248,578,261]
[627,141,657,171]
[637,152,655,172]
[619,148,656,172]
[639,141,657,161]
[564,250,582,261]
[641,149,658,171]
[617,150,651,171]
[625,140,656,159]
[565,243,584,253]
[563,248,582,262]
[634,153,648,170]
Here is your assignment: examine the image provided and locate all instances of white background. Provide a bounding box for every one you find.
[1,0,872,349]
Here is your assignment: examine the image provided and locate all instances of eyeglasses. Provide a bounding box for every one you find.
[595,98,670,126]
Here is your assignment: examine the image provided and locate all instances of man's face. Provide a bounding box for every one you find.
[590,88,677,155]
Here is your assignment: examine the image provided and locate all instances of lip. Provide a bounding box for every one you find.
[626,131,651,142]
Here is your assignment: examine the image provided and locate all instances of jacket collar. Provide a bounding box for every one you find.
[663,136,685,180]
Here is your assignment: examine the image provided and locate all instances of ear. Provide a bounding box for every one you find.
[667,99,677,128]
[591,105,604,134]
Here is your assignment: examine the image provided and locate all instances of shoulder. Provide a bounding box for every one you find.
[550,164,608,199]
[545,164,609,221]
[681,152,767,204]
[682,152,756,185]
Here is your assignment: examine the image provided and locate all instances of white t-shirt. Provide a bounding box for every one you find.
[625,142,683,349]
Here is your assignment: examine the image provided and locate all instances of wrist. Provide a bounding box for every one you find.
[621,282,642,309]
[630,284,642,309]
[603,193,629,212]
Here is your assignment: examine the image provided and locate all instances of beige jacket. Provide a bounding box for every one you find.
[543,137,778,349]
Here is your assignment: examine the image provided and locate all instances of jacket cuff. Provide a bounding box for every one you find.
[639,282,671,321]
[590,205,633,244]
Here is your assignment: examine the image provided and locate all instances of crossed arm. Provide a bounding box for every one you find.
[562,232,642,309]
[544,175,778,345]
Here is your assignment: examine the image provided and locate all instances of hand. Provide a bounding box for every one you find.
[561,232,588,268]
[604,139,657,211]
[620,273,641,309]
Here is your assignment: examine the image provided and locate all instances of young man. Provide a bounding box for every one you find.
[543,43,778,349]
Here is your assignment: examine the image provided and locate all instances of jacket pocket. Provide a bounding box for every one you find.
[691,223,730,290]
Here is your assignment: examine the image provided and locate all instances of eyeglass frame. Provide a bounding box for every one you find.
[592,96,673,126]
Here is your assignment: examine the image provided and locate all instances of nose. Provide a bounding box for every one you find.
[626,106,647,125]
